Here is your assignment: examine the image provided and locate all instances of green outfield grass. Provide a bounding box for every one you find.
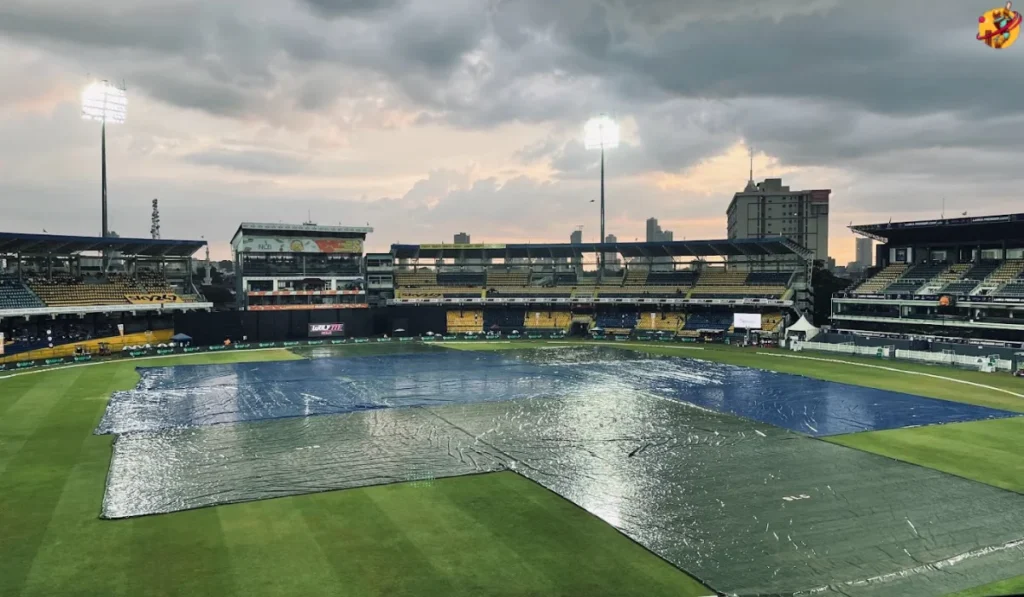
[828,418,1024,493]
[0,349,708,597]
[3,340,1024,596]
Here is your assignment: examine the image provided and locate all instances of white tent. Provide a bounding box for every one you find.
[785,315,820,342]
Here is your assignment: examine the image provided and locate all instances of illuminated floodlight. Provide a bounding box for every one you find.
[583,115,619,150]
[82,81,127,124]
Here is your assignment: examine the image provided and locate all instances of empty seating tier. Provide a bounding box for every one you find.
[525,311,571,330]
[623,269,649,286]
[486,270,529,287]
[988,259,1024,285]
[636,312,685,332]
[595,312,638,331]
[487,286,574,297]
[746,272,792,286]
[437,272,486,287]
[695,270,748,286]
[646,271,697,286]
[683,312,732,331]
[0,276,45,310]
[853,264,909,294]
[394,271,437,287]
[27,274,181,308]
[446,310,484,333]
[483,310,524,330]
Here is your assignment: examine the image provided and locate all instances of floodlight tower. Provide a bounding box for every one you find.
[584,115,619,275]
[82,80,127,238]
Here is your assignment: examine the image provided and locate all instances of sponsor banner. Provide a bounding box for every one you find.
[156,349,175,355]
[125,294,183,304]
[421,336,436,342]
[17,360,37,368]
[399,337,414,342]
[376,337,393,342]
[282,341,301,347]
[184,347,204,353]
[330,339,347,345]
[308,323,345,338]
[240,236,363,254]
[233,344,252,349]
[258,342,277,348]
[306,340,324,346]
[248,290,364,297]
[248,304,368,311]
[73,355,93,362]
[418,243,505,250]
[45,358,63,365]
[354,338,369,343]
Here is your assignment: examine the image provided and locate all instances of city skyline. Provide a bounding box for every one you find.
[2,1,1020,266]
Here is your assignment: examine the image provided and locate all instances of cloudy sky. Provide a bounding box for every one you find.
[2,0,1021,263]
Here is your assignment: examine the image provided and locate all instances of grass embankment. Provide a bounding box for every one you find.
[0,349,708,597]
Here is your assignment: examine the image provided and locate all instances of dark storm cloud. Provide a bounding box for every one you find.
[298,0,405,19]
[3,0,1023,254]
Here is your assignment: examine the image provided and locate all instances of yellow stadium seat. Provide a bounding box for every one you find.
[446,310,484,333]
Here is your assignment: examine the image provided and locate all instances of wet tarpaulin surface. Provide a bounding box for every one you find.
[97,347,1019,437]
[103,393,1024,596]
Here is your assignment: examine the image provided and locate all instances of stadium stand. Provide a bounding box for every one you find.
[27,273,186,308]
[919,263,972,294]
[852,263,909,294]
[483,309,524,331]
[684,312,732,332]
[623,269,648,286]
[486,270,529,287]
[881,262,948,295]
[989,259,1024,287]
[595,312,638,332]
[438,272,486,287]
[636,312,685,333]
[394,271,438,287]
[488,286,574,298]
[555,272,578,286]
[646,271,697,287]
[0,276,45,310]
[835,214,1024,344]
[446,310,484,333]
[524,311,571,331]
[939,261,1000,294]
[689,269,788,299]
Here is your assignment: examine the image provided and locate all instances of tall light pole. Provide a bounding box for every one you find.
[584,115,619,275]
[82,81,127,238]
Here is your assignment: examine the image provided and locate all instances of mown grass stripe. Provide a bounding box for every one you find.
[217,499,340,597]
[0,368,97,596]
[298,486,457,596]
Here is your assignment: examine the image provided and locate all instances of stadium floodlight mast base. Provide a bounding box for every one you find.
[82,81,127,239]
[584,115,620,278]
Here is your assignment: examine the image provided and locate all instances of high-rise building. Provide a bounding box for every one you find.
[570,229,583,244]
[855,237,873,270]
[645,218,674,242]
[726,177,830,263]
[454,232,470,244]
[604,234,618,268]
